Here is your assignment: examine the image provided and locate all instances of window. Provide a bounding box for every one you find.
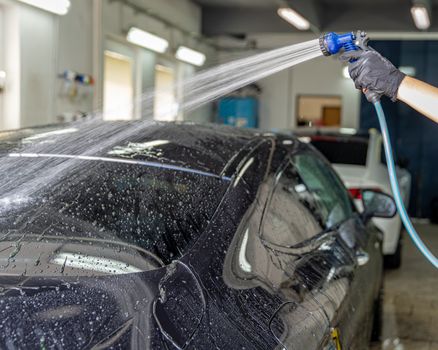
[0,159,228,276]
[262,163,322,248]
[262,153,353,248]
[292,153,353,228]
[310,136,369,166]
[154,64,178,121]
[297,95,342,127]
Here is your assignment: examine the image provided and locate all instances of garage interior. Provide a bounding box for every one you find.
[0,0,437,349]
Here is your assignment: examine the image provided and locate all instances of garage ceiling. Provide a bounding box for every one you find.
[194,0,276,7]
[193,0,438,36]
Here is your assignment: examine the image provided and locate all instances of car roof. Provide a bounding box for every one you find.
[291,127,379,141]
[2,121,275,177]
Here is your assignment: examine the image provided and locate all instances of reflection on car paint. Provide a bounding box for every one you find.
[0,122,384,349]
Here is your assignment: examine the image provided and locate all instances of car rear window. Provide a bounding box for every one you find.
[0,158,228,276]
[310,136,369,166]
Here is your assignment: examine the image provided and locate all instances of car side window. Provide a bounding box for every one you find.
[261,152,353,248]
[291,152,353,228]
[261,161,323,248]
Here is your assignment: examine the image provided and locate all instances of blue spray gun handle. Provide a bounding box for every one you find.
[319,31,360,56]
[319,30,381,103]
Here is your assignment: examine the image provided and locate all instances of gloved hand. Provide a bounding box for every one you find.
[342,50,406,102]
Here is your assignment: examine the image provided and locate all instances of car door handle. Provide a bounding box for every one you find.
[355,249,369,266]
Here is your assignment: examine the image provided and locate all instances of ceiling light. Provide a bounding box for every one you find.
[277,7,310,31]
[175,46,206,66]
[411,5,430,30]
[17,0,71,15]
[127,27,169,53]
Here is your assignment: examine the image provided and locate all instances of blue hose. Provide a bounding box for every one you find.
[373,101,438,269]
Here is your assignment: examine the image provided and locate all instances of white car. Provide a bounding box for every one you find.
[298,128,411,268]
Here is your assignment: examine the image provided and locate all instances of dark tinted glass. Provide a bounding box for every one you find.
[262,163,323,248]
[310,138,368,165]
[292,153,353,227]
[262,153,353,248]
[0,159,228,276]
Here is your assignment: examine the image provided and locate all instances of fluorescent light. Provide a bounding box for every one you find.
[17,0,71,15]
[127,27,169,53]
[411,5,430,30]
[277,7,310,31]
[175,46,206,67]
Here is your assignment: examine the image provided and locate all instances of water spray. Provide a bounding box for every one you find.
[319,31,438,269]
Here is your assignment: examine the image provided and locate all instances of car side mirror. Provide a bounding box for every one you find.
[362,189,397,222]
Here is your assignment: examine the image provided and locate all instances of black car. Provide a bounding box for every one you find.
[0,122,394,349]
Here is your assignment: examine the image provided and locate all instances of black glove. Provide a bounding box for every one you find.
[342,50,406,102]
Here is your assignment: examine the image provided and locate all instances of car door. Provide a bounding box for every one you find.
[288,150,382,348]
[256,148,381,349]
[192,140,380,349]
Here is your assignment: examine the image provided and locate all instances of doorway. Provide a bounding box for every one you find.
[103,50,134,120]
[154,64,177,121]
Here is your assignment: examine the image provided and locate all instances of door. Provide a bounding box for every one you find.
[154,64,177,121]
[103,50,134,121]
[259,153,360,348]
[217,146,367,349]
[247,147,380,349]
[184,142,380,349]
[322,106,341,126]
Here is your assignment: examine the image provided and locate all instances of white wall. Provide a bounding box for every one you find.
[19,5,56,127]
[0,0,215,130]
[289,55,359,129]
[1,1,20,130]
[0,0,94,129]
[218,33,361,131]
[0,6,4,122]
[100,0,216,122]
[55,0,93,120]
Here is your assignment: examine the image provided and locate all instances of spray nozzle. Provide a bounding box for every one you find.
[319,30,369,56]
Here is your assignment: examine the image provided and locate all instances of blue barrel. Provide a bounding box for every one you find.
[217,97,259,128]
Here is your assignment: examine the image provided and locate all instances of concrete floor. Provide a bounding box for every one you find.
[371,224,438,350]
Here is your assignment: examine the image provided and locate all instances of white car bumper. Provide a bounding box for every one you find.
[373,215,402,255]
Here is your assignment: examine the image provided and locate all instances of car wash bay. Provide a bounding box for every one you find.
[0,0,437,349]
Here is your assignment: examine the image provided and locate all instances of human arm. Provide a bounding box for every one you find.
[347,50,438,124]
[397,76,438,124]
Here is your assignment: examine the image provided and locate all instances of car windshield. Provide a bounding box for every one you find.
[0,158,228,276]
[310,136,369,166]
